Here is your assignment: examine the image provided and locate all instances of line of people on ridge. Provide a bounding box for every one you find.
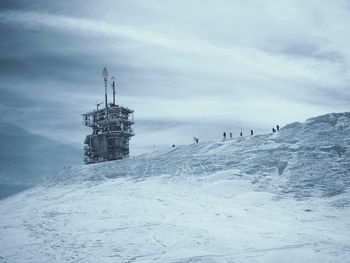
[192,124,280,144]
[221,124,280,141]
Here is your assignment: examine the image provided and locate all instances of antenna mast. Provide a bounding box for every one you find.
[102,67,109,108]
[111,76,116,105]
[82,68,135,164]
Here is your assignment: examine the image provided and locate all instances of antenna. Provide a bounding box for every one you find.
[102,67,109,108]
[111,76,116,105]
[96,101,104,110]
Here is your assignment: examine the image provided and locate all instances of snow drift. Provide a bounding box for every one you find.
[0,112,349,262]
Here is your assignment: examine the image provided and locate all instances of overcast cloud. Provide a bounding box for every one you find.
[0,0,349,154]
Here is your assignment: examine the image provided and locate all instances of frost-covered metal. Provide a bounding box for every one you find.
[82,68,134,164]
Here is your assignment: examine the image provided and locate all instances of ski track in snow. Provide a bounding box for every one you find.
[0,112,350,262]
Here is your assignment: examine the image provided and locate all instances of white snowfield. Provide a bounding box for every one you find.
[1,113,350,263]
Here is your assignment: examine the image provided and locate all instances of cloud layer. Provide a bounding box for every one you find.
[0,1,349,154]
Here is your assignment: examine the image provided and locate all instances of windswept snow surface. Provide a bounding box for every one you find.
[0,112,350,262]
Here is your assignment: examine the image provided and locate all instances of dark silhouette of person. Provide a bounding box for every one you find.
[272,128,276,133]
[251,129,253,136]
[240,129,243,137]
[196,138,199,143]
[229,132,232,139]
[276,125,280,131]
[223,132,226,140]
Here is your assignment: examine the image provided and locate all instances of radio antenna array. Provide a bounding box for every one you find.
[82,67,135,164]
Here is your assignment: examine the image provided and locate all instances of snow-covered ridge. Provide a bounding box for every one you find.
[1,112,350,262]
[53,112,350,199]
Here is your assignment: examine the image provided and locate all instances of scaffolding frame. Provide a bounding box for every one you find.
[82,104,134,164]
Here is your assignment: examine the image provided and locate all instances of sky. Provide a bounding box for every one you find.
[0,0,350,154]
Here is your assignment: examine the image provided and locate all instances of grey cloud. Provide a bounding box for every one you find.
[307,86,350,107]
[0,88,37,109]
[0,1,350,154]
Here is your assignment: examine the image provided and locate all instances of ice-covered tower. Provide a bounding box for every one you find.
[82,67,134,164]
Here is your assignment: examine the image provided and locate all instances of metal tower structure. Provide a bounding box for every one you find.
[82,67,134,164]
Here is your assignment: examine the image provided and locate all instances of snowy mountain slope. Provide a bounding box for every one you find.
[0,113,349,262]
[0,122,82,198]
[54,112,350,199]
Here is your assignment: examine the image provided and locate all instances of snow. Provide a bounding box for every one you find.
[0,112,350,262]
